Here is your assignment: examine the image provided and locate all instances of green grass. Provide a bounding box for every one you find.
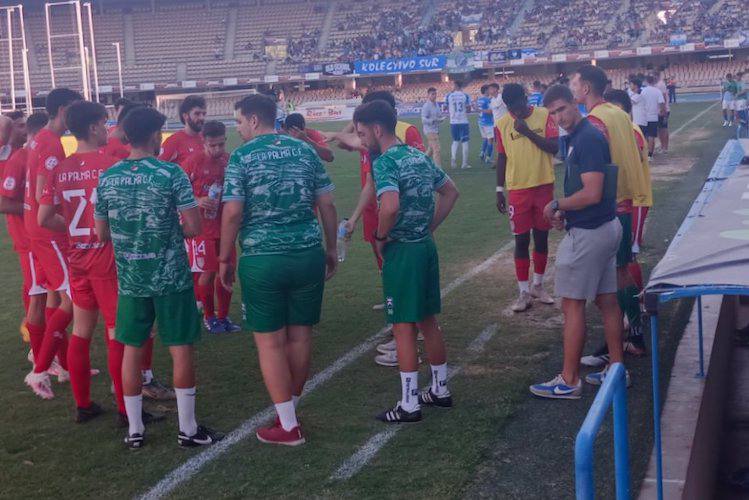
[0,102,733,498]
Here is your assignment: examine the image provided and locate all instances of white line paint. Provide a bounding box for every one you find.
[330,323,499,481]
[670,101,719,138]
[139,243,513,500]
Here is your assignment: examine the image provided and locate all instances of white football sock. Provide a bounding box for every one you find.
[400,371,419,412]
[462,142,470,166]
[518,281,530,293]
[451,142,459,163]
[292,394,300,409]
[124,395,144,435]
[533,273,544,286]
[275,400,299,431]
[175,387,198,437]
[430,363,449,396]
[142,369,153,385]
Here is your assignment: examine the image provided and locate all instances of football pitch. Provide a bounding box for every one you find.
[0,101,733,498]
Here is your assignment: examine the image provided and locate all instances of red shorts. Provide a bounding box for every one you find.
[508,184,554,235]
[18,250,48,297]
[70,274,118,329]
[632,206,649,253]
[186,237,236,273]
[29,238,70,292]
[362,208,378,244]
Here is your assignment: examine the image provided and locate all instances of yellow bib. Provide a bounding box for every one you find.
[395,121,412,143]
[588,103,648,204]
[496,107,555,190]
[632,125,653,207]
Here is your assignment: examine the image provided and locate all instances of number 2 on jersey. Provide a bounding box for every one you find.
[62,189,96,237]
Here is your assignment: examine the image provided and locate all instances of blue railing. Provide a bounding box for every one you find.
[575,363,630,500]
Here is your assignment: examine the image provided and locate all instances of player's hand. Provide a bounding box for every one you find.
[496,191,507,214]
[542,201,556,222]
[325,250,338,281]
[218,262,234,292]
[343,218,356,238]
[514,118,531,137]
[551,211,565,231]
[198,196,218,212]
[373,238,387,264]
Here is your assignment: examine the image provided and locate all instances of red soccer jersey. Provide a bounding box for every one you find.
[306,128,327,148]
[40,150,117,278]
[25,128,67,241]
[183,150,228,240]
[159,130,204,167]
[101,135,130,160]
[1,147,29,252]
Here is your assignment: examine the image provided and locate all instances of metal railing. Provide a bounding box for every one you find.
[575,362,630,500]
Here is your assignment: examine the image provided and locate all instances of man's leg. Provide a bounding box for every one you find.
[417,315,450,399]
[286,325,312,408]
[255,328,299,431]
[33,291,72,374]
[68,305,99,416]
[658,124,669,151]
[107,330,126,416]
[512,232,532,311]
[430,134,442,167]
[170,345,198,437]
[486,137,494,163]
[27,294,46,359]
[560,298,587,386]
[595,293,624,365]
[450,141,459,168]
[461,137,470,168]
[123,344,146,437]
[393,322,419,412]
[647,135,655,156]
[530,228,553,303]
[197,271,216,321]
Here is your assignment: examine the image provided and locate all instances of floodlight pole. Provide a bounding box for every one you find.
[113,42,124,98]
[17,4,32,114]
[74,1,90,100]
[45,2,55,87]
[6,8,16,109]
[84,2,99,102]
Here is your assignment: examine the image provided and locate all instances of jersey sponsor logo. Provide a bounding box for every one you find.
[3,176,16,191]
[45,156,59,171]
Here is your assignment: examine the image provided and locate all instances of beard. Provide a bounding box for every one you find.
[187,118,203,133]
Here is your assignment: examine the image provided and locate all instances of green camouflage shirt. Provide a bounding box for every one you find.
[223,133,335,256]
[94,157,197,297]
[373,144,449,242]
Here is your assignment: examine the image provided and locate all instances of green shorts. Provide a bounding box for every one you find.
[616,213,633,267]
[238,246,325,333]
[382,238,441,324]
[116,288,201,347]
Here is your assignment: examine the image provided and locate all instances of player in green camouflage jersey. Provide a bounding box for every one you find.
[219,94,338,446]
[353,100,460,423]
[95,107,222,449]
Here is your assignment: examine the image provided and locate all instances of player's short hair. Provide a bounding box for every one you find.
[726,73,733,79]
[645,74,656,85]
[45,88,83,118]
[501,83,527,108]
[114,97,132,110]
[630,77,643,90]
[363,90,396,109]
[234,94,277,127]
[532,80,542,89]
[178,95,206,124]
[66,101,108,140]
[542,84,575,107]
[26,112,49,135]
[123,107,166,148]
[4,110,24,121]
[489,83,500,90]
[603,89,632,114]
[284,113,306,130]
[453,80,464,89]
[427,87,437,93]
[353,100,397,134]
[576,65,608,97]
[202,120,226,138]
[117,101,144,125]
[480,84,489,94]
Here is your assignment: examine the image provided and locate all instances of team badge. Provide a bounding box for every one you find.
[3,177,15,191]
[45,156,59,171]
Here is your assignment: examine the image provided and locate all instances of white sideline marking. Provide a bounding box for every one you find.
[330,323,499,481]
[670,101,719,138]
[139,243,513,500]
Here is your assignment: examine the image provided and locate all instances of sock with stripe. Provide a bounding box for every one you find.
[430,363,449,396]
[175,387,198,436]
[400,371,419,412]
[68,335,91,408]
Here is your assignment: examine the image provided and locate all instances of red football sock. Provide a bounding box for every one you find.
[27,322,45,359]
[514,258,530,282]
[141,336,154,371]
[57,332,69,370]
[216,278,231,319]
[532,251,548,275]
[107,338,126,414]
[628,261,644,290]
[21,287,29,313]
[199,280,215,319]
[68,335,91,408]
[45,307,56,323]
[33,308,72,373]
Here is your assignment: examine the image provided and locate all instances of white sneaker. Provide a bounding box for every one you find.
[375,350,399,367]
[372,303,385,311]
[530,285,554,305]
[47,359,68,382]
[376,338,397,354]
[723,120,728,127]
[462,164,472,169]
[24,371,54,399]
[417,331,424,341]
[511,291,532,312]
[450,160,457,169]
[27,350,34,364]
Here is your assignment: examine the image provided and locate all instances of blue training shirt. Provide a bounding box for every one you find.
[477,96,494,126]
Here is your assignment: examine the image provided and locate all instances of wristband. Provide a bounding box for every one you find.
[373,230,388,242]
[496,186,504,193]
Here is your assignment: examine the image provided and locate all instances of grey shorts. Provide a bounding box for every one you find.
[554,219,622,301]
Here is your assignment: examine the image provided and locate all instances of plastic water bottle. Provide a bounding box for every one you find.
[337,219,349,262]
[205,183,222,219]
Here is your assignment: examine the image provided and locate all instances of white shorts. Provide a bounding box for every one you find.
[480,125,494,139]
[735,99,747,112]
[723,99,735,111]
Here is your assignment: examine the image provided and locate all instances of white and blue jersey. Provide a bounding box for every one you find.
[528,91,543,107]
[446,91,470,124]
[477,96,494,127]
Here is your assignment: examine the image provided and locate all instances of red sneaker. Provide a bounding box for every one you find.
[256,423,305,446]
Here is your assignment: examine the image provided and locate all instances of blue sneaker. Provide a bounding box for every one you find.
[529,374,582,399]
[203,317,226,334]
[218,317,242,333]
[585,365,632,387]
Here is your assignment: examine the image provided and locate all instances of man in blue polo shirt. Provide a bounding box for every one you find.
[529,84,626,400]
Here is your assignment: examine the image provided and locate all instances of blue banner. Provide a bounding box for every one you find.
[354,55,447,75]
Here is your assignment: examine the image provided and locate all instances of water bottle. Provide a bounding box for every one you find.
[337,219,349,262]
[205,183,222,220]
